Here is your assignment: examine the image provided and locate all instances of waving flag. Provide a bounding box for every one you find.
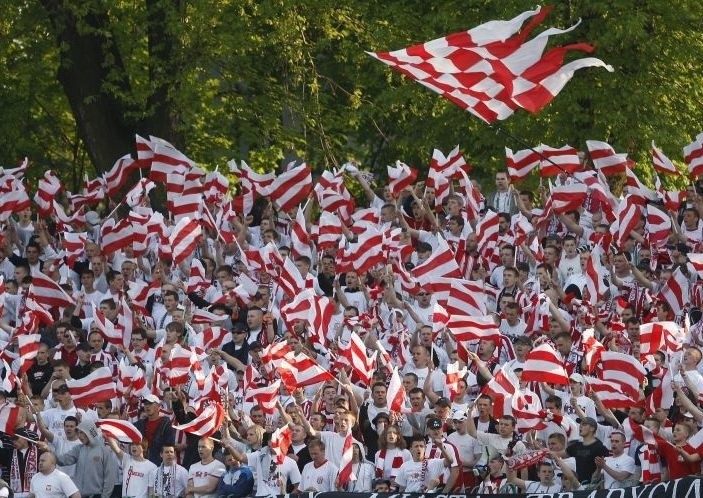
[17,334,41,375]
[173,403,225,438]
[27,273,75,309]
[386,367,408,413]
[658,267,689,317]
[270,425,293,465]
[387,161,418,198]
[586,140,629,176]
[684,132,703,178]
[599,351,647,402]
[66,367,117,407]
[337,430,355,488]
[506,147,539,182]
[651,141,679,176]
[368,6,612,123]
[169,217,202,265]
[97,419,143,443]
[261,164,312,212]
[538,144,581,177]
[520,343,569,385]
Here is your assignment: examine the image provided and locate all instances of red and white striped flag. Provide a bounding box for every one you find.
[91,303,126,348]
[316,211,343,249]
[27,273,75,309]
[506,147,539,182]
[196,326,231,350]
[475,211,500,253]
[550,183,588,214]
[651,141,679,176]
[684,133,703,179]
[34,170,63,215]
[482,364,519,418]
[173,403,225,438]
[277,257,306,299]
[288,353,335,387]
[599,351,647,402]
[586,377,637,409]
[338,332,377,387]
[149,140,193,184]
[101,218,133,255]
[191,308,228,325]
[410,237,461,284]
[386,367,408,413]
[586,140,629,176]
[290,208,313,260]
[368,7,612,123]
[584,245,607,305]
[520,343,570,385]
[645,204,672,249]
[169,217,202,265]
[615,196,641,249]
[103,154,140,196]
[336,229,385,276]
[658,267,689,317]
[270,425,293,465]
[247,380,281,414]
[66,366,117,407]
[447,315,501,344]
[62,232,87,267]
[0,403,21,434]
[97,419,143,443]
[17,333,41,375]
[337,430,355,488]
[387,161,418,198]
[538,144,581,177]
[125,178,156,208]
[261,164,312,212]
[186,259,209,294]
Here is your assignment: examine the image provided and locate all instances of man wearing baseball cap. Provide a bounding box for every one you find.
[565,417,609,483]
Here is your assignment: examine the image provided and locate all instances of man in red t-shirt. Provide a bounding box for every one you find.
[134,394,175,465]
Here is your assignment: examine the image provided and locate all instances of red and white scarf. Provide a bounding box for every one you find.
[374,448,405,478]
[10,444,38,493]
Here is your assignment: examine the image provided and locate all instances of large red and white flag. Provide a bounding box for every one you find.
[173,403,225,438]
[410,237,461,284]
[651,141,679,176]
[387,367,408,413]
[66,366,117,407]
[337,430,355,488]
[482,364,519,418]
[538,144,581,177]
[97,419,143,443]
[387,161,418,198]
[101,218,133,255]
[430,145,467,181]
[684,132,703,179]
[270,425,293,465]
[34,170,63,215]
[338,331,377,387]
[550,183,588,214]
[261,164,312,212]
[446,315,501,344]
[599,351,647,402]
[639,322,682,357]
[247,380,281,414]
[0,403,21,434]
[586,377,638,409]
[336,229,385,276]
[277,257,306,299]
[288,353,335,387]
[584,245,607,305]
[27,273,75,309]
[520,343,570,385]
[475,211,500,253]
[290,208,313,260]
[149,140,194,184]
[586,140,629,176]
[658,267,689,317]
[645,204,672,249]
[103,154,141,196]
[17,333,41,375]
[368,6,612,123]
[169,217,202,265]
[506,147,539,182]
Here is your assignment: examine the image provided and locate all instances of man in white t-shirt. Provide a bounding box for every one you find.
[299,439,338,492]
[29,452,79,498]
[225,436,301,495]
[395,436,452,492]
[595,430,635,488]
[466,408,526,465]
[106,437,157,498]
[186,439,226,498]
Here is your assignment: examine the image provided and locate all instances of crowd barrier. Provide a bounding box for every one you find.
[274,476,703,498]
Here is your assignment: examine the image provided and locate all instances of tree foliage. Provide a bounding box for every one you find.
[1,0,702,191]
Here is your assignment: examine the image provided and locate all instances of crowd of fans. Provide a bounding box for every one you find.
[1,155,703,498]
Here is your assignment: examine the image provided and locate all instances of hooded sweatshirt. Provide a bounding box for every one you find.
[55,418,118,498]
